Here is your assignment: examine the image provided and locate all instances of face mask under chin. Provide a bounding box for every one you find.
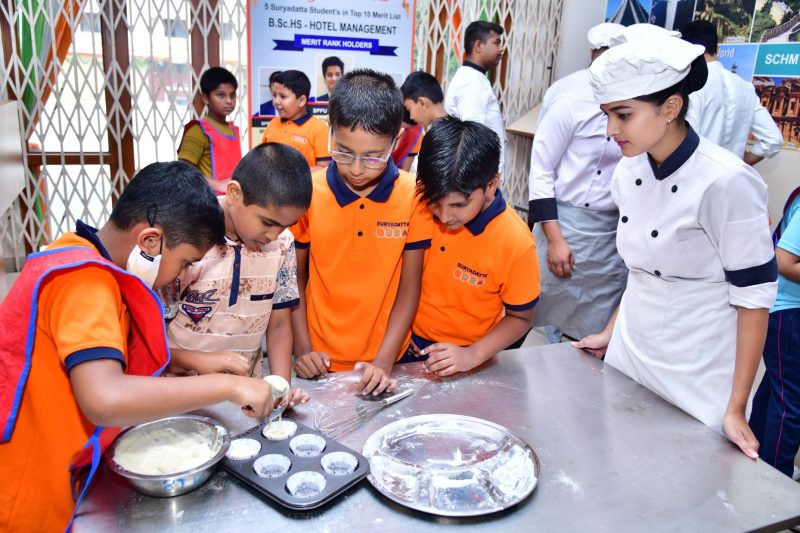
[126,244,162,289]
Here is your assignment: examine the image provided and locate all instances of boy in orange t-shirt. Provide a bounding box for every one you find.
[405,117,540,376]
[290,69,432,395]
[0,162,273,532]
[261,70,330,169]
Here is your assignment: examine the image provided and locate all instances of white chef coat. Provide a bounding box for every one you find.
[606,127,778,431]
[611,127,777,310]
[539,68,592,121]
[528,71,622,223]
[687,61,783,159]
[444,62,505,178]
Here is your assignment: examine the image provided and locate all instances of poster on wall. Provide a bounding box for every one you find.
[693,0,757,43]
[718,43,759,79]
[751,0,800,43]
[650,0,698,31]
[248,0,416,146]
[752,43,800,149]
[605,0,653,25]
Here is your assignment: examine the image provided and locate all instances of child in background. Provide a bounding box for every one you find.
[291,69,433,395]
[391,109,424,171]
[0,162,273,532]
[261,70,330,170]
[404,117,540,375]
[178,66,241,195]
[401,70,447,129]
[749,187,800,478]
[166,143,312,407]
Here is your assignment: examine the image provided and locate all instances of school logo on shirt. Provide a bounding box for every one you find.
[180,288,218,323]
[453,262,488,287]
[181,304,213,324]
[375,221,409,239]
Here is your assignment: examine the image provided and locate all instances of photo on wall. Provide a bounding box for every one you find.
[752,75,800,149]
[650,0,698,31]
[717,43,759,80]
[606,0,653,25]
[751,0,800,42]
[255,66,281,117]
[314,55,354,102]
[693,0,758,43]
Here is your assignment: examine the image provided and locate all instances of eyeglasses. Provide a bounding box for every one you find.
[328,130,395,170]
[329,150,392,170]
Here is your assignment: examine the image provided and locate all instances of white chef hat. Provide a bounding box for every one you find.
[587,22,626,49]
[589,36,707,104]
[608,23,681,47]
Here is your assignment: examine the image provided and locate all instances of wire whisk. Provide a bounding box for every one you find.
[314,389,415,440]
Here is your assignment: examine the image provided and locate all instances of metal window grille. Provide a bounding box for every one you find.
[415,0,563,212]
[2,0,560,269]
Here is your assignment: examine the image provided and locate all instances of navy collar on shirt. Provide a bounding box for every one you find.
[463,60,487,75]
[75,220,113,261]
[647,125,700,181]
[465,190,506,236]
[280,110,313,126]
[326,159,400,207]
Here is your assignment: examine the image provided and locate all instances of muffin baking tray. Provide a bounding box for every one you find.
[221,418,370,510]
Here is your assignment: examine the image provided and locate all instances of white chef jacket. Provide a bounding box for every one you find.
[539,68,591,121]
[444,62,505,178]
[528,71,622,223]
[611,127,777,309]
[687,61,783,159]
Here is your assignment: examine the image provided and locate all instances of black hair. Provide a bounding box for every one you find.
[273,70,311,100]
[321,56,345,76]
[416,116,500,204]
[464,21,504,55]
[233,143,312,209]
[402,107,417,127]
[269,70,282,85]
[200,67,238,95]
[328,69,403,139]
[400,71,444,104]
[681,20,718,56]
[110,161,225,250]
[634,56,707,122]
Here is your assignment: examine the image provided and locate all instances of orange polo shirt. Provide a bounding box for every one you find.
[413,192,540,346]
[0,222,129,532]
[291,161,432,371]
[260,111,330,168]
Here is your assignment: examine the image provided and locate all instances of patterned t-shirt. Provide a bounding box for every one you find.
[165,229,299,376]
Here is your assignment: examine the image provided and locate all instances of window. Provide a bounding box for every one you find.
[79,12,101,33]
[162,18,188,38]
[222,22,235,41]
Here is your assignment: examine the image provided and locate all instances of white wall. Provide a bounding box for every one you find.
[554,0,606,80]
[552,0,800,226]
[754,152,800,231]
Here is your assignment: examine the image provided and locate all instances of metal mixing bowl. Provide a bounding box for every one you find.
[107,415,230,498]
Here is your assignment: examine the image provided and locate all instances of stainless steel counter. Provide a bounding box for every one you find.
[75,343,800,532]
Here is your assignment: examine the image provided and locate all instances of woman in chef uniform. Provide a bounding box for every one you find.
[574,35,778,458]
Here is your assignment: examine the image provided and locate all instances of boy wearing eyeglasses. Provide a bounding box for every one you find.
[290,69,433,396]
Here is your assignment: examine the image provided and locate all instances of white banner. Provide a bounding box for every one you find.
[248,0,417,146]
